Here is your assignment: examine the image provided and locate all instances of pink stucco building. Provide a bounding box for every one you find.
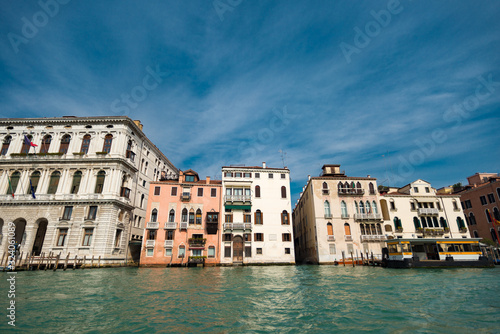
[139,169,222,266]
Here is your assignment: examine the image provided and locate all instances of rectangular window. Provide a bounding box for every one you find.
[224,233,232,242]
[166,230,174,240]
[480,196,487,205]
[224,246,231,257]
[255,173,260,178]
[57,228,68,246]
[88,206,98,220]
[329,244,336,254]
[224,172,233,177]
[185,175,195,182]
[244,233,252,241]
[208,247,215,257]
[245,246,252,257]
[198,188,203,197]
[244,214,251,223]
[114,229,122,248]
[62,206,73,220]
[225,214,233,223]
[235,172,242,178]
[154,186,160,196]
[244,173,251,178]
[466,200,472,208]
[425,187,430,193]
[488,193,495,203]
[413,187,419,193]
[211,188,217,197]
[171,187,177,196]
[268,173,273,179]
[256,248,262,255]
[390,202,396,210]
[254,233,264,241]
[165,248,172,256]
[192,249,202,257]
[281,174,286,179]
[282,233,291,242]
[285,248,291,254]
[82,228,93,246]
[146,248,154,257]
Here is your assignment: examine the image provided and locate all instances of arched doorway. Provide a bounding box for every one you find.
[12,219,27,252]
[31,219,48,256]
[233,235,243,262]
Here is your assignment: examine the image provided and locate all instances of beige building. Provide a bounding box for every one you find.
[0,116,177,265]
[293,164,386,264]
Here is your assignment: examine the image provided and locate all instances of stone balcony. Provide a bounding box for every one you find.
[223,223,252,231]
[164,222,177,230]
[418,208,439,216]
[354,213,382,221]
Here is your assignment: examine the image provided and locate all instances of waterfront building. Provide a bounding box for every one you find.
[379,179,469,241]
[0,116,177,265]
[451,173,500,243]
[293,164,386,264]
[139,169,222,266]
[220,163,295,265]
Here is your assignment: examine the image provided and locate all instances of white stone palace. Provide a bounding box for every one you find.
[0,116,177,265]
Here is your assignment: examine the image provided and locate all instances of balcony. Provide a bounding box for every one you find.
[327,235,335,242]
[146,222,159,229]
[180,193,191,201]
[324,213,332,219]
[338,189,365,195]
[341,213,350,219]
[223,223,252,231]
[345,235,353,242]
[145,240,155,248]
[188,238,206,248]
[354,213,382,221]
[180,222,188,230]
[164,222,177,230]
[418,208,439,216]
[322,189,330,195]
[224,195,252,203]
[120,187,131,199]
[361,235,386,242]
[164,240,174,248]
[422,228,446,236]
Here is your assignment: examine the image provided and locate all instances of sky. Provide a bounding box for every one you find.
[0,0,499,205]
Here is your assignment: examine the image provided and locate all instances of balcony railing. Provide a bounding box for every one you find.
[188,238,206,248]
[164,222,177,230]
[180,222,188,230]
[418,208,439,215]
[146,222,159,229]
[345,235,353,242]
[322,189,330,195]
[223,223,252,231]
[327,235,335,242]
[145,240,155,248]
[354,213,382,221]
[361,235,386,242]
[324,213,332,219]
[422,228,446,236]
[180,193,191,201]
[338,189,365,195]
[224,195,252,203]
[341,213,350,219]
[164,240,174,248]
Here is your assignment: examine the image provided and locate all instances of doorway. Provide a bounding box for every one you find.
[233,235,243,262]
[32,220,48,256]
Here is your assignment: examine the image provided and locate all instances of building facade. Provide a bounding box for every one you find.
[454,173,500,243]
[293,164,386,264]
[0,116,177,265]
[380,179,470,242]
[140,169,222,266]
[220,163,295,265]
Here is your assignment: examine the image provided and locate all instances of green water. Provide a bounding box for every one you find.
[1,266,499,333]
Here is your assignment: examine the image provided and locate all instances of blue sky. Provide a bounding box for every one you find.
[1,0,499,204]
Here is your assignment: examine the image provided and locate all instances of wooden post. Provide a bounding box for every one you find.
[53,253,61,271]
[73,255,77,270]
[16,252,23,268]
[371,251,374,265]
[351,252,355,267]
[64,253,70,271]
[98,256,101,268]
[38,253,44,270]
[45,252,51,271]
[342,251,345,266]
[91,256,94,268]
[82,256,86,269]
[360,252,364,265]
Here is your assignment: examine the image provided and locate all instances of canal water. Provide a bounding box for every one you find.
[1,266,499,333]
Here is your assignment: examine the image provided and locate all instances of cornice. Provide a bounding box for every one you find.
[0,198,134,209]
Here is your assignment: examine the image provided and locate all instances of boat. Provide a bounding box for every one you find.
[381,238,494,268]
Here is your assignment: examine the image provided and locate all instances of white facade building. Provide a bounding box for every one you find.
[379,179,469,240]
[0,116,177,265]
[220,163,295,264]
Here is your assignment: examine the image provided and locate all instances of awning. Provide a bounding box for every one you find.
[225,205,251,210]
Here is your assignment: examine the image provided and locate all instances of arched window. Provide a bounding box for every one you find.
[356,182,361,189]
[59,134,71,154]
[80,134,91,154]
[372,201,378,214]
[351,182,355,189]
[140,194,145,208]
[324,201,331,217]
[376,223,382,235]
[393,217,402,230]
[255,210,263,225]
[255,185,261,198]
[440,217,447,228]
[413,217,421,229]
[7,171,21,195]
[182,208,188,222]
[28,171,41,195]
[457,217,466,229]
[323,182,328,190]
[485,210,492,223]
[369,182,375,194]
[169,209,175,222]
[21,135,34,154]
[355,201,359,214]
[95,171,106,193]
[103,134,113,153]
[360,224,366,235]
[432,216,438,228]
[40,135,52,154]
[327,223,333,236]
[497,188,500,201]
[359,201,365,214]
[469,213,476,225]
[196,209,202,224]
[281,186,287,199]
[473,230,479,238]
[281,210,289,225]
[421,217,427,228]
[338,182,343,191]
[71,171,82,194]
[365,201,371,213]
[344,223,351,236]
[189,210,195,224]
[1,136,11,155]
[493,208,500,221]
[151,209,158,222]
[341,201,348,217]
[47,171,61,194]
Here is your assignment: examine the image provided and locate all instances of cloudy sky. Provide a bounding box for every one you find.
[1,0,499,203]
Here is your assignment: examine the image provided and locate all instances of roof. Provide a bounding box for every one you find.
[222,165,289,171]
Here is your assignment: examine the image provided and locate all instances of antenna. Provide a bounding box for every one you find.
[279,149,287,168]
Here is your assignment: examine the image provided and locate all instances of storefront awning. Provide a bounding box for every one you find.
[225,205,251,210]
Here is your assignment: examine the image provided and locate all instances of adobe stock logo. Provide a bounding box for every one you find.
[7,0,71,54]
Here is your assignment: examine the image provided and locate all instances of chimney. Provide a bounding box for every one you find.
[308,175,311,181]
[262,162,266,168]
[206,176,210,185]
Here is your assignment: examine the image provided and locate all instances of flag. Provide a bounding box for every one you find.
[7,174,14,198]
[486,209,499,226]
[30,179,36,199]
[24,135,37,147]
